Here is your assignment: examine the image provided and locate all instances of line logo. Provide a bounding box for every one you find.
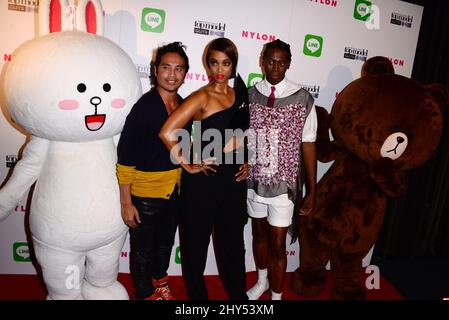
[354,0,372,21]
[247,73,263,87]
[13,242,31,262]
[141,8,165,33]
[303,34,323,57]
[175,246,181,264]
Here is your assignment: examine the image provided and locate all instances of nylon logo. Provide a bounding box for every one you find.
[241,30,276,42]
[14,203,26,213]
[185,72,210,82]
[141,8,165,33]
[309,0,338,7]
[386,57,405,67]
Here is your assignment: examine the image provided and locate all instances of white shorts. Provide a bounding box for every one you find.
[247,198,295,227]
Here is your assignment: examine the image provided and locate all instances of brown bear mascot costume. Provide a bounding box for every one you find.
[290,56,448,299]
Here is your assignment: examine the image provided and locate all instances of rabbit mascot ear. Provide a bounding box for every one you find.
[39,0,71,35]
[1,0,142,300]
[39,0,104,35]
[76,0,104,35]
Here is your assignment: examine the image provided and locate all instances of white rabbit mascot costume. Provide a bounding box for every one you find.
[0,0,142,299]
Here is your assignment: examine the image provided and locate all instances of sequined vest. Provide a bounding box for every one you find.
[247,86,314,201]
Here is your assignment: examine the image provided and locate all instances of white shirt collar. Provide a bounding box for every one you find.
[262,78,288,97]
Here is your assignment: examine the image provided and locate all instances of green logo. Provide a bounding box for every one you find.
[354,0,372,21]
[141,8,166,33]
[247,73,263,87]
[303,34,323,57]
[13,242,31,262]
[175,246,181,264]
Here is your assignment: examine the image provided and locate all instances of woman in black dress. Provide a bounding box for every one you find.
[159,37,249,300]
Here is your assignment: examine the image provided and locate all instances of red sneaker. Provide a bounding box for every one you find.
[145,291,162,300]
[152,276,176,300]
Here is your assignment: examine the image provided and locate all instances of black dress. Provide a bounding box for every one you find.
[180,77,249,300]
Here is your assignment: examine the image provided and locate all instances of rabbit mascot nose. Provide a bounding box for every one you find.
[0,0,142,299]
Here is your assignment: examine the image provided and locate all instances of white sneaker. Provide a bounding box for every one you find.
[247,281,269,300]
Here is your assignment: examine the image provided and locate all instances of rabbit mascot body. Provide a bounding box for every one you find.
[0,0,142,299]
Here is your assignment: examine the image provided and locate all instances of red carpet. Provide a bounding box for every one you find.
[0,270,403,300]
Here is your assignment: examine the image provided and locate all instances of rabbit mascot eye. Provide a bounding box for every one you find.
[0,0,142,299]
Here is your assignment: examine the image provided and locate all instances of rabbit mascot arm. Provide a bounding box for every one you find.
[0,0,142,299]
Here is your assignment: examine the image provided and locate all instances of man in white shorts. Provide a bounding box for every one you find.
[246,39,318,300]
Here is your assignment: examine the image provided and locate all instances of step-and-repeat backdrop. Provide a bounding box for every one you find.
[0,0,422,275]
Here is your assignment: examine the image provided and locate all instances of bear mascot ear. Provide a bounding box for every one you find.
[361,56,395,77]
[424,83,449,112]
